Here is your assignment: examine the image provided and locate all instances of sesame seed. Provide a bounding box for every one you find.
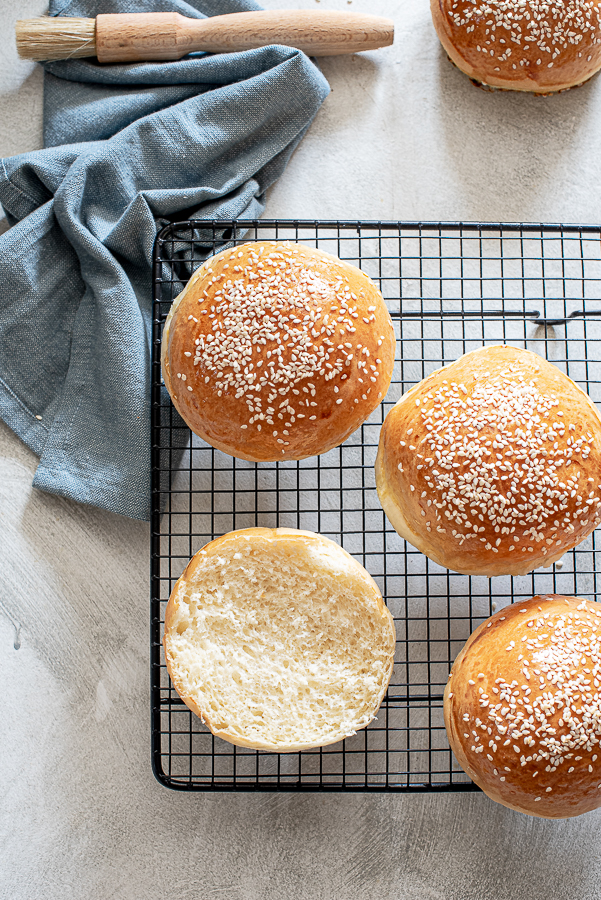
[398,359,600,559]
[463,599,601,798]
[446,0,601,80]
[185,242,386,447]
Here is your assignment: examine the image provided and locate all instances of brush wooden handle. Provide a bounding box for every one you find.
[95,10,394,62]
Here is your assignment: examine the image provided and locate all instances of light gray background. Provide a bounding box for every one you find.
[2,1,601,898]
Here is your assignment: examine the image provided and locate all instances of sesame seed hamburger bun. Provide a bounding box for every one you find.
[445,595,601,818]
[431,0,601,93]
[163,527,397,752]
[375,345,601,577]
[161,241,395,461]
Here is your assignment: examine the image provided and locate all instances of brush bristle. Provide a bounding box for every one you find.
[16,17,96,62]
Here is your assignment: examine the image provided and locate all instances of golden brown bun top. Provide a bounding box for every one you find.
[376,345,601,577]
[431,0,601,92]
[445,595,601,818]
[161,241,395,462]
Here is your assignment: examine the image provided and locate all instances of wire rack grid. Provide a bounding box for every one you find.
[151,219,601,792]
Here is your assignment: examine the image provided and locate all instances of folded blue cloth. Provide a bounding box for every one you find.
[0,0,329,519]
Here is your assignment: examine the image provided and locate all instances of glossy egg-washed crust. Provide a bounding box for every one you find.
[376,345,601,577]
[431,0,601,92]
[445,595,601,817]
[161,241,395,462]
[163,527,397,752]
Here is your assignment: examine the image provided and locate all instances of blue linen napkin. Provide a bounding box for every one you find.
[0,0,329,520]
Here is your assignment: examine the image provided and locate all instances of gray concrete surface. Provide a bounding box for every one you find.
[3,1,601,898]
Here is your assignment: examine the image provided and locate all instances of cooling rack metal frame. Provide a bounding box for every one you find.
[151,219,601,792]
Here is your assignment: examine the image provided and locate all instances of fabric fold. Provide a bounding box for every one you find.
[0,0,329,519]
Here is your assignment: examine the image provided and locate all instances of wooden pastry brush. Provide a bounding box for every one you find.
[16,10,394,63]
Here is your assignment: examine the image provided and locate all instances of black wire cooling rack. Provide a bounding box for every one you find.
[151,220,601,792]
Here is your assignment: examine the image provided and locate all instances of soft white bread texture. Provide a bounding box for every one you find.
[445,595,601,818]
[376,345,601,577]
[163,527,397,752]
[161,241,395,462]
[431,0,601,93]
